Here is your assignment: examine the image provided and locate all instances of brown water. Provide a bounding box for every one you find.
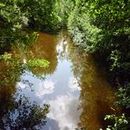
[0,32,117,130]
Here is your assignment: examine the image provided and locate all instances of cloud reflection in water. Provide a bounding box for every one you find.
[15,35,81,130]
[16,65,81,130]
[48,94,81,130]
[35,80,55,97]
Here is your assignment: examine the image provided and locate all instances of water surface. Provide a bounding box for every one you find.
[0,32,117,130]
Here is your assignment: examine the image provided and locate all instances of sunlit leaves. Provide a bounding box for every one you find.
[110,50,121,71]
[27,58,49,68]
[116,84,130,108]
[104,114,128,130]
[0,52,49,86]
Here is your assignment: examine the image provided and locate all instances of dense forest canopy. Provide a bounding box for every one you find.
[0,0,130,129]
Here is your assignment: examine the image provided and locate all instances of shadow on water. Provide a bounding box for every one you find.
[67,41,118,129]
[0,31,119,130]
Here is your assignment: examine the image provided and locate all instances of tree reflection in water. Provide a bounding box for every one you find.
[0,85,49,130]
[0,32,119,130]
[67,37,117,130]
[0,53,49,130]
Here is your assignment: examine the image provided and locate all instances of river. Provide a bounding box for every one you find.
[0,32,117,130]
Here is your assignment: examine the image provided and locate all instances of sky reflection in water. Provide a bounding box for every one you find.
[3,32,117,130]
[16,36,81,130]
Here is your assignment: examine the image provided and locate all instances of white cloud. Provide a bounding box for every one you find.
[69,77,81,91]
[48,94,81,130]
[35,80,55,98]
[16,79,55,103]
[16,82,26,89]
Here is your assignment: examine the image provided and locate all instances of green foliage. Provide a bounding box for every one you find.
[68,11,103,52]
[66,2,130,130]
[110,50,122,71]
[87,0,130,35]
[103,114,128,130]
[0,52,22,86]
[0,52,49,84]
[55,0,75,26]
[102,84,130,130]
[67,1,130,91]
[17,0,61,32]
[116,84,130,109]
[0,52,12,61]
[67,0,130,59]
[67,1,104,52]
[0,0,63,51]
[0,0,37,52]
[0,0,130,129]
[27,58,49,68]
